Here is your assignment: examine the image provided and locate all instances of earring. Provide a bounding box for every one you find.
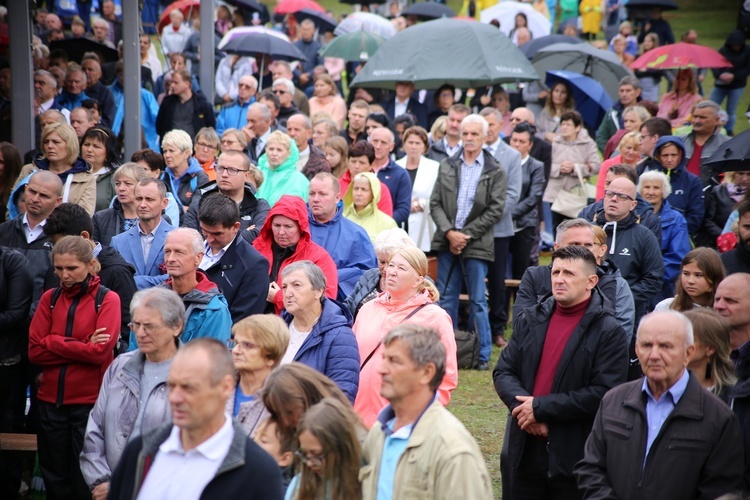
[705,362,712,380]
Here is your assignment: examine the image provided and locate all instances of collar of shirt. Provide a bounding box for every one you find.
[460,150,485,169]
[203,240,232,260]
[642,368,689,405]
[444,137,462,156]
[258,129,271,146]
[92,242,102,259]
[377,394,437,438]
[23,213,46,231]
[138,224,158,237]
[39,99,55,113]
[159,413,233,461]
[485,138,502,156]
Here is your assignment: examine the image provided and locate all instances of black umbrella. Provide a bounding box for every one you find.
[703,129,750,174]
[625,0,679,10]
[520,34,582,60]
[49,38,119,64]
[340,0,387,4]
[294,8,337,33]
[401,2,456,20]
[220,32,307,61]
[224,0,264,11]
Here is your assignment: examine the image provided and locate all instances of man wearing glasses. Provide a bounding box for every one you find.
[594,177,663,325]
[184,151,270,244]
[216,75,258,136]
[272,78,300,129]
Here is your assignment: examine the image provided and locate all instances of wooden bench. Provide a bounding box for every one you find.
[459,279,521,303]
[0,433,37,451]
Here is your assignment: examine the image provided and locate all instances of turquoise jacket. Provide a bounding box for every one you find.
[256,140,309,206]
[109,81,160,151]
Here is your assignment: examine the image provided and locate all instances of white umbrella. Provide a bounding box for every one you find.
[479,1,552,40]
[334,12,396,39]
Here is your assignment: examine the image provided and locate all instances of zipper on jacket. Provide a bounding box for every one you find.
[56,290,83,406]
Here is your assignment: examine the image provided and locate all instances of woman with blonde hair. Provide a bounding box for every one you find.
[352,245,457,427]
[220,128,248,153]
[322,136,348,179]
[596,131,643,200]
[684,308,736,403]
[308,73,348,129]
[657,68,703,129]
[92,162,148,246]
[228,314,290,437]
[256,131,309,205]
[16,122,96,214]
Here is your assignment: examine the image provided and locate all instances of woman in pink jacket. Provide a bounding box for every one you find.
[352,245,458,427]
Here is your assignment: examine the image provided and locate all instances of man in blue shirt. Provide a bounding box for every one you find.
[576,310,743,499]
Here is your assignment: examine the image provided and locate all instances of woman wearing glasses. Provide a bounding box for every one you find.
[227,314,289,437]
[193,127,221,182]
[638,170,692,304]
[80,288,183,500]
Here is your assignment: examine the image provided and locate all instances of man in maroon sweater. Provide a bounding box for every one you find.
[493,245,629,499]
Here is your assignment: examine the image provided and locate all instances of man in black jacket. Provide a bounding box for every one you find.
[155,69,215,143]
[43,203,137,353]
[197,194,269,323]
[184,151,270,244]
[108,339,283,500]
[575,311,743,499]
[494,245,628,498]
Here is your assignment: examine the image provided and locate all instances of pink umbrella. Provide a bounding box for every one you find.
[631,42,733,70]
[273,0,325,15]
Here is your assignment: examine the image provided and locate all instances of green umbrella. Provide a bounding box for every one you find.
[319,30,386,62]
[350,18,538,90]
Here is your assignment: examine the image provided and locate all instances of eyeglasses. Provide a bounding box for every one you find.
[216,165,248,176]
[238,83,254,89]
[294,449,326,467]
[227,339,259,351]
[603,190,635,202]
[196,142,217,150]
[273,89,287,95]
[129,321,165,335]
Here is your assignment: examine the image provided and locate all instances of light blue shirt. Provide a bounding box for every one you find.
[376,419,414,500]
[454,152,484,230]
[642,369,690,467]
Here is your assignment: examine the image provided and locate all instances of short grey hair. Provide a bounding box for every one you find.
[289,113,312,130]
[281,260,327,296]
[460,114,488,137]
[694,100,721,117]
[35,69,57,89]
[479,107,503,123]
[167,227,204,255]
[383,324,446,392]
[272,78,295,95]
[248,102,271,121]
[195,127,220,148]
[555,218,594,245]
[619,75,641,91]
[637,170,672,199]
[638,310,694,347]
[130,287,186,330]
[373,228,415,259]
[162,129,193,152]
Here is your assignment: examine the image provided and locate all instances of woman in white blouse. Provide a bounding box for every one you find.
[396,126,439,252]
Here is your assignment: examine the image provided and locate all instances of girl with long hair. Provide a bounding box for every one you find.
[684,308,736,403]
[655,247,726,312]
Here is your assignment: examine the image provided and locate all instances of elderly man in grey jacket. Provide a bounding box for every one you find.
[480,107,522,347]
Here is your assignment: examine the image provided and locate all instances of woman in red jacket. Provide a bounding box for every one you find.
[253,195,338,314]
[29,235,121,500]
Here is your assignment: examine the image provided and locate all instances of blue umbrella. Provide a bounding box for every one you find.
[545,70,614,130]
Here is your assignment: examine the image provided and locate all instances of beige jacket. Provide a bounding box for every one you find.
[543,130,601,204]
[360,400,493,500]
[18,162,96,216]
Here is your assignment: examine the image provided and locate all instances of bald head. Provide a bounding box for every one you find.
[511,107,535,126]
[31,170,64,196]
[603,178,637,222]
[714,273,750,346]
[516,27,531,46]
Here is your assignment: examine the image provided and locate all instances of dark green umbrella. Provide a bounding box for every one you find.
[350,18,538,90]
[319,30,386,62]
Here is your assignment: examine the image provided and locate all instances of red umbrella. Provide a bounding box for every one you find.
[274,0,325,15]
[630,42,733,70]
[158,0,200,34]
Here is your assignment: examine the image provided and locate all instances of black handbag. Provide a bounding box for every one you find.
[442,256,481,370]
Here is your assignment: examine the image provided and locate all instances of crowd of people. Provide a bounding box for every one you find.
[1,1,750,499]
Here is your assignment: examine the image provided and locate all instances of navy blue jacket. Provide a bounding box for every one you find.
[376,159,412,226]
[579,193,662,242]
[382,97,428,129]
[203,234,269,324]
[282,298,360,403]
[643,136,705,236]
[308,202,376,300]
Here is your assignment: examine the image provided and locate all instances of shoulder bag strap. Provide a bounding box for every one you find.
[359,303,431,372]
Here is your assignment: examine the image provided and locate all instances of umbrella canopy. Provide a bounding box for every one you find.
[220,31,307,61]
[532,42,632,100]
[520,34,582,60]
[351,18,538,90]
[625,0,679,10]
[274,0,324,15]
[479,1,552,39]
[294,8,337,32]
[401,2,456,20]
[224,0,264,11]
[49,38,119,64]
[158,0,200,34]
[340,0,387,5]
[631,42,733,70]
[319,31,386,62]
[703,129,750,174]
[219,26,292,51]
[334,12,396,39]
[545,70,614,130]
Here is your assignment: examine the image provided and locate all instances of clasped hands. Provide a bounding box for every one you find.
[512,395,549,438]
[446,230,470,255]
